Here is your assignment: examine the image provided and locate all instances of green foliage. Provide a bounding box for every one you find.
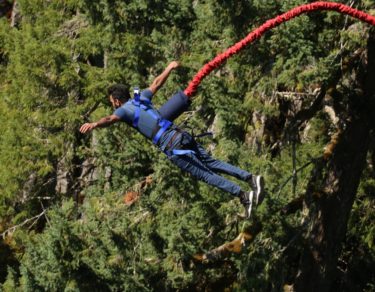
[0,0,374,290]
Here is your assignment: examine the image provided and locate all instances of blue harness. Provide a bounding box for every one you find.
[131,87,194,156]
[131,87,172,145]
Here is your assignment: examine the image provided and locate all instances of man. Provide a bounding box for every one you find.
[80,61,265,218]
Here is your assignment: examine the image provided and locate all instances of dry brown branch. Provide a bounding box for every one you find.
[123,175,153,206]
[193,222,262,263]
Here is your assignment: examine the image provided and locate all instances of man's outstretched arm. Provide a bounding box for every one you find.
[148,61,179,95]
[80,114,121,134]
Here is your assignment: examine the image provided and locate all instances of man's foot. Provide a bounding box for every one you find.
[240,191,254,218]
[249,175,265,205]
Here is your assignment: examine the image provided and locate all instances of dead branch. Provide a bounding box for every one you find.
[1,210,47,239]
[193,222,262,263]
[123,175,153,206]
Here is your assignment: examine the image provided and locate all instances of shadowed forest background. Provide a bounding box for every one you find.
[0,0,374,291]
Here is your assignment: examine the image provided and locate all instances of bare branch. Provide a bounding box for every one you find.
[1,210,47,239]
[275,160,314,198]
[81,101,101,121]
[193,222,262,263]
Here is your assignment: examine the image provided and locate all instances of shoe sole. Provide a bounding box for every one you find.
[255,176,265,205]
[246,191,254,218]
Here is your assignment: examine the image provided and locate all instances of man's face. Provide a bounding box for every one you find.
[109,95,122,109]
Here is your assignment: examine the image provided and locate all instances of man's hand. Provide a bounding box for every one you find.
[168,61,180,70]
[80,122,97,134]
[149,61,181,94]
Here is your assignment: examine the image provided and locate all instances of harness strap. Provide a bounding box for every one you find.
[169,149,195,156]
[131,87,173,145]
[153,119,172,144]
[161,130,196,156]
[133,107,140,127]
[133,87,141,103]
[132,87,141,127]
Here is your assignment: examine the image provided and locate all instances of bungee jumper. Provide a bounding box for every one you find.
[80,61,265,218]
[79,2,375,219]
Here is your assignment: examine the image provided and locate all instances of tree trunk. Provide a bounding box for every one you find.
[10,0,20,27]
[292,30,375,292]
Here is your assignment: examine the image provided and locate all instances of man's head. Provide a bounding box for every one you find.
[108,83,131,109]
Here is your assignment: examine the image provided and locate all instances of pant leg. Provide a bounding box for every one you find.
[180,134,252,181]
[194,143,251,181]
[169,152,242,196]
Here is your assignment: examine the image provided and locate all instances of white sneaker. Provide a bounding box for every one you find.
[240,191,254,218]
[250,175,265,205]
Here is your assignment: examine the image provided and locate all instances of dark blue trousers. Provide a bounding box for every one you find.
[159,130,251,196]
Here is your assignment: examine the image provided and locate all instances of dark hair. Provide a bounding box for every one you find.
[108,84,131,100]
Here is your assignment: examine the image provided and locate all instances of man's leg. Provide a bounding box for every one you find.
[193,143,264,205]
[170,153,261,218]
[171,133,252,187]
[168,133,265,218]
[196,141,265,214]
[195,143,251,181]
[169,152,242,197]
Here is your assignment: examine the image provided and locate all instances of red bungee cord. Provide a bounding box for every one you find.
[184,1,375,98]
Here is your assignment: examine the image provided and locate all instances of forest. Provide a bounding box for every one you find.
[0,0,374,291]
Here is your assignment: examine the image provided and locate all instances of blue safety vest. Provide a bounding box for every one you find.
[116,87,171,145]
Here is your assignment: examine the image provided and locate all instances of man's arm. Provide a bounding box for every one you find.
[80,114,121,134]
[148,61,179,95]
